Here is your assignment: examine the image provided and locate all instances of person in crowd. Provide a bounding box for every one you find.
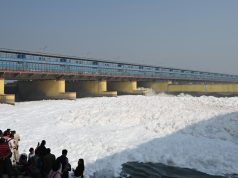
[11,131,20,162]
[5,129,11,136]
[48,160,62,178]
[28,147,35,161]
[3,130,11,141]
[43,148,56,177]
[36,140,47,159]
[34,142,47,178]
[8,133,17,166]
[73,159,84,178]
[17,153,28,176]
[28,156,41,178]
[56,149,71,178]
[0,129,13,178]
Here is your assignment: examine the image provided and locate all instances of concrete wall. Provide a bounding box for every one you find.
[168,84,238,94]
[108,81,147,95]
[66,80,117,97]
[168,84,206,92]
[18,80,76,100]
[138,81,170,92]
[206,84,234,93]
[137,82,238,95]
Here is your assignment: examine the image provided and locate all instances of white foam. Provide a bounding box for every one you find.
[0,95,238,177]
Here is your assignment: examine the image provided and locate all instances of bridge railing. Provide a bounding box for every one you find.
[0,51,237,82]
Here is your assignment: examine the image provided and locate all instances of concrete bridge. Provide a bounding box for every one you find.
[1,49,238,104]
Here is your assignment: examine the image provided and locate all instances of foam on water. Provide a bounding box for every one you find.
[0,95,238,177]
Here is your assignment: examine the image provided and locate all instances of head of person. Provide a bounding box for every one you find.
[11,130,16,135]
[62,149,68,156]
[19,154,27,162]
[5,129,11,135]
[46,148,51,154]
[52,160,61,172]
[78,158,84,166]
[29,147,34,153]
[0,130,2,137]
[10,133,14,139]
[41,140,46,146]
[3,130,10,137]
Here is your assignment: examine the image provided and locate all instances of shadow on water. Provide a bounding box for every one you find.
[87,111,238,178]
[121,162,227,178]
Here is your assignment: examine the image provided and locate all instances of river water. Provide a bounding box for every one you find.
[119,162,238,178]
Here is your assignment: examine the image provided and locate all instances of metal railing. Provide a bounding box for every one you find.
[0,50,238,82]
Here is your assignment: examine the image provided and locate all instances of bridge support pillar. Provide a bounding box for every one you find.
[17,80,76,101]
[0,79,15,105]
[66,80,117,97]
[138,81,171,93]
[108,81,147,95]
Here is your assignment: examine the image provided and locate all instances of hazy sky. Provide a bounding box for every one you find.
[0,1,238,74]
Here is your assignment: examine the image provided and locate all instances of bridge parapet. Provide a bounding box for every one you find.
[0,49,238,82]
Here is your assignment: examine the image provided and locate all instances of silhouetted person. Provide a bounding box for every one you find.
[36,140,47,158]
[35,140,47,178]
[48,159,62,178]
[28,147,35,162]
[28,156,41,178]
[43,148,56,177]
[73,159,84,178]
[17,153,28,175]
[56,149,71,178]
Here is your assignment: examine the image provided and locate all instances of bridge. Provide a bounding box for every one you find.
[1,49,238,104]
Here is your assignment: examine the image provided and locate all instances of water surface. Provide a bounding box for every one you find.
[119,162,238,178]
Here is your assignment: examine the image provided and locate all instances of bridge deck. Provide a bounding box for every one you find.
[0,49,237,82]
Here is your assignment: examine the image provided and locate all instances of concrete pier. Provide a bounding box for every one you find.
[108,81,147,95]
[17,80,76,101]
[3,78,238,105]
[66,80,117,97]
[0,79,15,104]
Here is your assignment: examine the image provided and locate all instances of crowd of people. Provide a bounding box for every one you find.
[0,129,84,178]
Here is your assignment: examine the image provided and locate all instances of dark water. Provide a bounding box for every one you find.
[119,162,238,178]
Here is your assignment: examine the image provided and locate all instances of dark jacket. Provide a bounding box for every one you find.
[43,153,56,175]
[57,155,71,178]
[74,165,84,177]
[36,145,47,158]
